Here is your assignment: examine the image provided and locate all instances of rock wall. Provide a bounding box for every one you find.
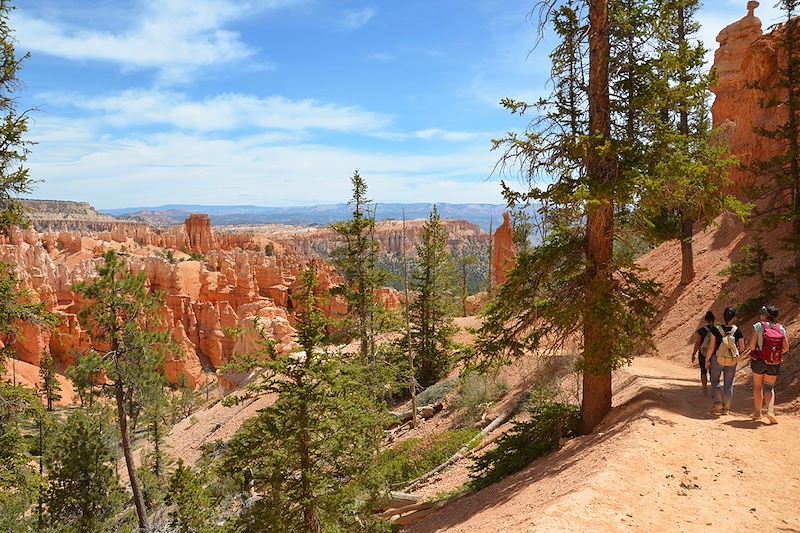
[711,1,795,194]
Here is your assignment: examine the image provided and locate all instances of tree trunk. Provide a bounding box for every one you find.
[581,373,612,433]
[582,0,615,434]
[114,357,149,532]
[298,400,321,533]
[679,216,695,285]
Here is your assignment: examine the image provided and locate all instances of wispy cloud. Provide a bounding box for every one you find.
[41,89,390,133]
[27,124,501,207]
[13,0,302,83]
[376,128,485,142]
[341,8,376,30]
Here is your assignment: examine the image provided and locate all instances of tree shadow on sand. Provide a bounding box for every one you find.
[405,371,766,533]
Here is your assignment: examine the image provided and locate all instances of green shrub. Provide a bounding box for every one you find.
[372,428,478,489]
[451,372,508,426]
[416,378,455,407]
[469,391,579,491]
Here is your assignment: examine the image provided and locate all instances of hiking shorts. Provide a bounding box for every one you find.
[751,359,780,376]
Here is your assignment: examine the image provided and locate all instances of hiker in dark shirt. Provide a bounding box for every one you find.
[705,307,745,415]
[691,311,715,396]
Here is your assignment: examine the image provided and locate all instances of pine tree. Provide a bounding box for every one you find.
[165,460,217,533]
[65,351,106,407]
[222,264,384,533]
[410,206,458,388]
[72,250,170,533]
[475,0,659,432]
[329,172,390,365]
[751,1,800,289]
[0,0,35,234]
[637,0,746,285]
[38,351,61,411]
[0,384,43,532]
[45,407,124,533]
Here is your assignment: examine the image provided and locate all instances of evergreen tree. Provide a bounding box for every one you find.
[329,172,390,364]
[165,460,217,533]
[410,206,458,388]
[38,351,61,411]
[638,0,746,285]
[72,250,170,533]
[0,0,35,234]
[222,264,384,533]
[752,1,800,289]
[45,407,124,533]
[475,0,658,432]
[0,384,42,533]
[65,351,106,407]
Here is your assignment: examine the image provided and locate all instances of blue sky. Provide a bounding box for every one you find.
[11,0,786,209]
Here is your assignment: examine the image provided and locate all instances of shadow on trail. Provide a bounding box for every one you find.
[406,367,762,533]
[723,419,761,430]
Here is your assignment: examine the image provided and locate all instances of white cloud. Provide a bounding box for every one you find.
[12,0,300,82]
[376,128,485,142]
[41,89,391,133]
[27,127,502,207]
[341,8,376,30]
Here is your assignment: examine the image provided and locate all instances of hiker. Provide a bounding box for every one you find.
[747,305,789,424]
[691,311,716,396]
[705,307,744,415]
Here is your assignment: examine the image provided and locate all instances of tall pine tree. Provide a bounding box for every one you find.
[72,250,170,533]
[474,0,658,432]
[330,172,389,365]
[410,205,458,388]
[222,264,384,533]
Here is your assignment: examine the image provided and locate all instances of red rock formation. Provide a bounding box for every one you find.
[491,212,516,287]
[0,216,311,389]
[275,219,489,258]
[711,1,794,194]
[185,214,217,254]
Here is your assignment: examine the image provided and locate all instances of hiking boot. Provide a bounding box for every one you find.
[750,411,763,422]
[711,402,724,414]
[766,412,778,425]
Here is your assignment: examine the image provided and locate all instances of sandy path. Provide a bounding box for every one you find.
[405,357,800,533]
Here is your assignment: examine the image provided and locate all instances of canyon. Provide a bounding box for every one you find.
[1,207,490,392]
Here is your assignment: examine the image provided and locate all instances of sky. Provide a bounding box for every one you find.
[11,0,788,209]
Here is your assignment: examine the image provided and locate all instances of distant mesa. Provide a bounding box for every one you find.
[100,202,511,232]
[20,198,134,232]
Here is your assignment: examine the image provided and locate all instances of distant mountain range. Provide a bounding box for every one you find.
[99,203,510,232]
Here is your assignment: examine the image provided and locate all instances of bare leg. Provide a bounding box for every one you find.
[752,372,764,420]
[763,374,778,424]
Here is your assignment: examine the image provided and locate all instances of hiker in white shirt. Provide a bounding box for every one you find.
[705,307,744,415]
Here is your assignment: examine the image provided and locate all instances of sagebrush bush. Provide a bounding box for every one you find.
[451,372,508,426]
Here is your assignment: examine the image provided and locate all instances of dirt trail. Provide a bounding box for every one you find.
[405,356,800,533]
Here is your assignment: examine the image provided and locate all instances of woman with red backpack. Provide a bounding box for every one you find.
[747,305,789,424]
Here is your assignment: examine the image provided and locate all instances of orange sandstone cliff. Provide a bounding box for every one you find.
[711,1,795,194]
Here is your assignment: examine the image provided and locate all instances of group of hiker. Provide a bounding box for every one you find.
[691,305,789,424]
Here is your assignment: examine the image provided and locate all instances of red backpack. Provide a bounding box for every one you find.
[756,322,786,365]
